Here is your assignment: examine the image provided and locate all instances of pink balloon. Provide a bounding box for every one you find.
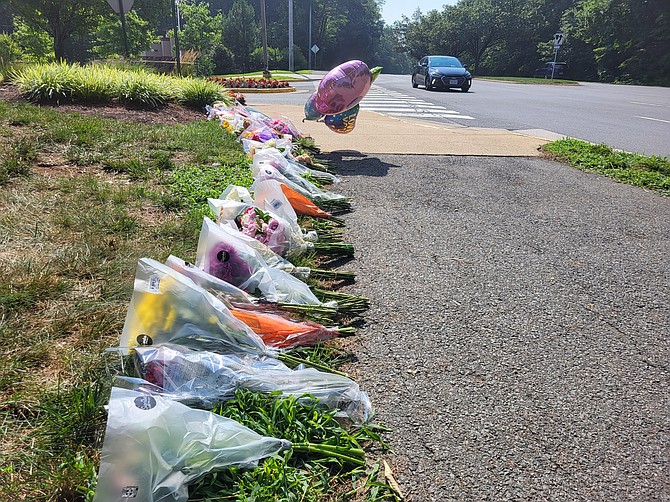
[314,60,372,115]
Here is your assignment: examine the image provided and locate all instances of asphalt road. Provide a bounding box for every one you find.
[249,76,670,157]
[332,153,670,501]
[376,74,670,157]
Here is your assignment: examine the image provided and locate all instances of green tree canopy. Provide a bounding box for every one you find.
[221,0,259,71]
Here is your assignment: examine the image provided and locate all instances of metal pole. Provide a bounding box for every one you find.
[171,0,181,75]
[260,0,269,73]
[551,47,558,80]
[288,0,294,71]
[308,0,312,70]
[118,0,130,57]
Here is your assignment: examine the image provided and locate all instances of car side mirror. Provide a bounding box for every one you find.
[421,62,427,67]
[463,64,468,68]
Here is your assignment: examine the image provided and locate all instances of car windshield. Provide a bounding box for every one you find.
[429,56,462,68]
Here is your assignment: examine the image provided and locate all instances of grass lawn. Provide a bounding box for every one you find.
[0,93,396,501]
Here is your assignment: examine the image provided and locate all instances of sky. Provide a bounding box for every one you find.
[381,0,458,25]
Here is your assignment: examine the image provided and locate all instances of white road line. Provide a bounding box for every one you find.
[635,116,670,124]
[631,101,670,108]
[388,112,476,119]
[363,85,476,121]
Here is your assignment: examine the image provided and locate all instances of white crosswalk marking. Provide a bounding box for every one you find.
[360,86,475,120]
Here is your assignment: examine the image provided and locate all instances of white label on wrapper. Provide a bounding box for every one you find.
[270,199,283,210]
[148,275,160,293]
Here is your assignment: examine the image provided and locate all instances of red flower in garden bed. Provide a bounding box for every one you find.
[207,77,290,89]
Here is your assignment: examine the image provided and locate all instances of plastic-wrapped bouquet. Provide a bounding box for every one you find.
[165,255,341,324]
[252,163,352,214]
[132,344,372,423]
[93,387,290,502]
[211,185,353,258]
[196,218,368,316]
[118,258,268,356]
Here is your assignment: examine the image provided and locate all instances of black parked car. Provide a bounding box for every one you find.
[532,62,567,78]
[412,55,472,92]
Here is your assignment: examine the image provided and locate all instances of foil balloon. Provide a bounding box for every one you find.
[314,60,373,116]
[324,105,359,134]
[303,92,323,121]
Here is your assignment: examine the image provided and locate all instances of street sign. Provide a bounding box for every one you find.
[106,0,134,14]
[311,44,320,54]
[554,33,564,47]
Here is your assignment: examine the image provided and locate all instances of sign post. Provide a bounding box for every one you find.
[551,32,564,80]
[311,44,319,70]
[105,0,134,57]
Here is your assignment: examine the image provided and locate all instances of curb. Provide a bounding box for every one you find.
[224,87,297,94]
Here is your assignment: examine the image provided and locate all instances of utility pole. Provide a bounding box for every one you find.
[288,0,294,71]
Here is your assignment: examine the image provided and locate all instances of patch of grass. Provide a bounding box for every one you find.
[189,390,394,501]
[542,138,670,194]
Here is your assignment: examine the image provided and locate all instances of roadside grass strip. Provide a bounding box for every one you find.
[542,138,670,195]
[0,90,398,500]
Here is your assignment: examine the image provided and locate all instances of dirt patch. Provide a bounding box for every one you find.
[0,84,208,125]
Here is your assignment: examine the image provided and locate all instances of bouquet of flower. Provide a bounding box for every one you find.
[252,163,352,214]
[165,255,341,324]
[132,344,372,423]
[93,387,290,502]
[196,218,368,316]
[119,258,268,356]
[251,146,341,186]
[212,185,353,257]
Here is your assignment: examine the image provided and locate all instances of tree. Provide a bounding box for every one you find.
[93,11,157,58]
[179,1,223,53]
[221,0,259,71]
[7,0,106,61]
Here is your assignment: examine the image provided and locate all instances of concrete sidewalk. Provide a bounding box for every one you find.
[252,104,553,157]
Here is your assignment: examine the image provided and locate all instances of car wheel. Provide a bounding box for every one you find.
[424,75,432,90]
[412,74,418,88]
[461,83,470,92]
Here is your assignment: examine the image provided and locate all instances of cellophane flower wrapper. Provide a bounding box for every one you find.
[93,387,290,502]
[251,164,350,211]
[164,255,257,306]
[269,115,302,138]
[205,104,251,135]
[132,344,372,423]
[196,217,321,305]
[242,137,294,158]
[251,146,340,186]
[208,196,313,259]
[215,218,311,280]
[239,120,281,144]
[119,258,268,356]
[227,306,341,349]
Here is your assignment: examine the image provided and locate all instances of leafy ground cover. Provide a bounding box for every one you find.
[542,138,670,194]
[0,89,397,500]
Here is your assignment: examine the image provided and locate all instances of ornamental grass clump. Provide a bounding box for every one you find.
[177,76,231,109]
[116,70,173,109]
[11,62,81,103]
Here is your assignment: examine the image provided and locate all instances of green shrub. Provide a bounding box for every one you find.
[177,77,230,109]
[117,71,172,108]
[11,62,80,103]
[0,33,23,82]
